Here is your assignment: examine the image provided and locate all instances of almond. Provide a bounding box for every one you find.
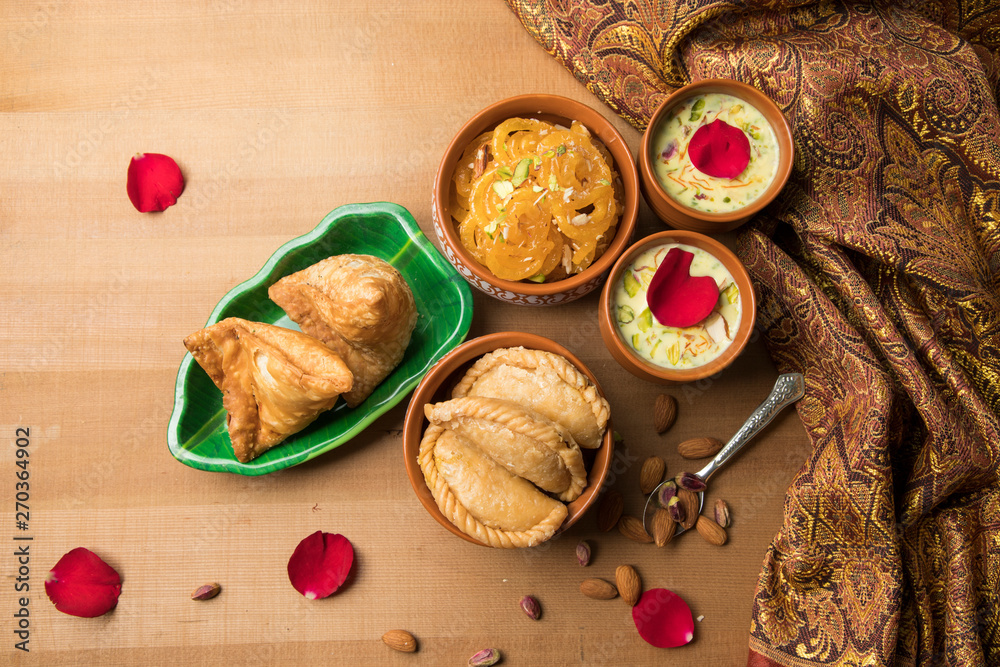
[696,515,728,546]
[653,394,677,434]
[580,578,618,600]
[618,514,653,544]
[677,436,724,459]
[651,508,676,547]
[381,629,418,653]
[615,565,642,607]
[473,143,490,179]
[678,488,700,530]
[595,488,624,532]
[638,456,666,495]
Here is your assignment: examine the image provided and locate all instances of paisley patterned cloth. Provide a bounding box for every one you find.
[507,1,1000,664]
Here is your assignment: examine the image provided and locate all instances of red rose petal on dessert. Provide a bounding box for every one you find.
[688,119,751,179]
[647,248,719,327]
[287,531,354,599]
[44,548,122,618]
[126,152,185,212]
[632,588,695,648]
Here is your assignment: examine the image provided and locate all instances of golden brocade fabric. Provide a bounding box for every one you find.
[506,1,1000,664]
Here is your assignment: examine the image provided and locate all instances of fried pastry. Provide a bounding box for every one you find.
[184,317,353,463]
[450,347,610,448]
[268,254,417,408]
[419,426,568,548]
[424,396,587,503]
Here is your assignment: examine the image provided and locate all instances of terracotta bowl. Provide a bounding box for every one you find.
[639,79,793,233]
[432,94,640,305]
[598,230,756,383]
[402,332,614,547]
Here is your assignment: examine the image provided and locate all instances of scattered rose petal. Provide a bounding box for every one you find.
[632,588,695,648]
[44,548,121,618]
[688,120,751,179]
[287,531,354,599]
[126,152,185,212]
[646,248,719,327]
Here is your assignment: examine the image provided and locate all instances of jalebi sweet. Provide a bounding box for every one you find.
[450,118,621,282]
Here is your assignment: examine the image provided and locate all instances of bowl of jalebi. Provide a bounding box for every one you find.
[432,94,639,305]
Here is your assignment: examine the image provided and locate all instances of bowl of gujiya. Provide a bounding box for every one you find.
[432,94,640,305]
[598,230,756,383]
[402,332,614,547]
[639,79,793,233]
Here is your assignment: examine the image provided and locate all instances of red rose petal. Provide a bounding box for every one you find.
[688,119,751,179]
[126,152,185,212]
[647,247,719,327]
[287,531,354,600]
[632,588,695,648]
[44,548,122,618]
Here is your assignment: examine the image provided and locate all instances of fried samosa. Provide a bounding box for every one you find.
[268,254,417,408]
[183,317,353,462]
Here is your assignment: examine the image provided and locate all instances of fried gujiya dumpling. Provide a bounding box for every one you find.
[268,254,417,408]
[423,396,587,503]
[183,318,353,462]
[418,426,568,548]
[450,347,610,448]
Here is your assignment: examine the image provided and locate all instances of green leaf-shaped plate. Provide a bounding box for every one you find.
[167,202,474,475]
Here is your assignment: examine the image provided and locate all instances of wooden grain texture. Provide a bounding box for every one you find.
[0,1,810,664]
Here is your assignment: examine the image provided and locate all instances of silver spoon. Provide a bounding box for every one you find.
[642,372,806,535]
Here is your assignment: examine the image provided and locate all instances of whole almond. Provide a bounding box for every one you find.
[651,508,677,547]
[653,394,677,434]
[638,456,666,495]
[381,629,418,653]
[618,514,653,544]
[595,489,624,532]
[615,565,642,607]
[191,583,221,601]
[677,436,724,459]
[714,499,731,528]
[580,578,618,600]
[678,488,700,530]
[696,515,728,546]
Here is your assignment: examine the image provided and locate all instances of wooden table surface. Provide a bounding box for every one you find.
[2,2,810,664]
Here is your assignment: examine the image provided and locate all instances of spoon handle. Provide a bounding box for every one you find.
[695,372,805,482]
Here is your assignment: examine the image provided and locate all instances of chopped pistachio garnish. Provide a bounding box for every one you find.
[493,180,514,198]
[555,144,566,155]
[637,308,653,333]
[598,179,610,186]
[548,173,559,191]
[543,149,555,158]
[532,185,544,193]
[723,283,739,305]
[497,165,514,179]
[512,158,532,187]
[624,271,640,298]
[527,273,546,283]
[618,304,635,324]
